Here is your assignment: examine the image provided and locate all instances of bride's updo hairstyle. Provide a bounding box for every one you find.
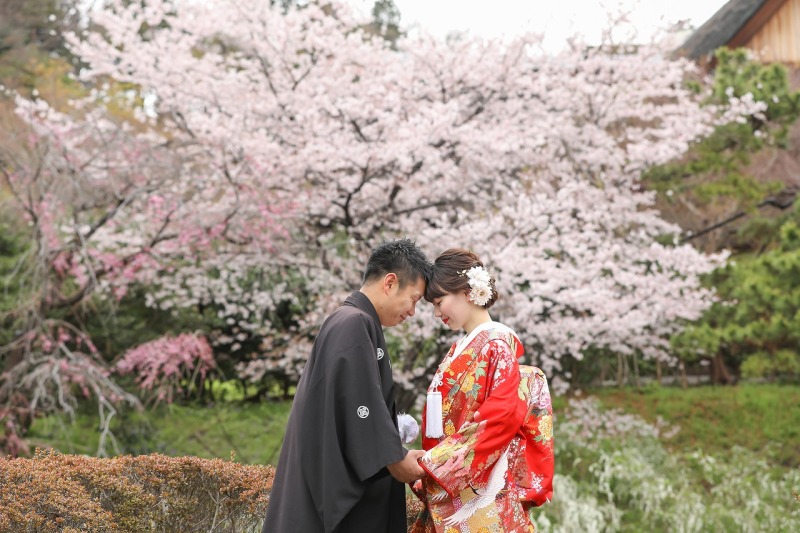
[424,248,499,309]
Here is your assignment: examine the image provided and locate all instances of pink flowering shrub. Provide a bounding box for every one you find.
[115,333,216,404]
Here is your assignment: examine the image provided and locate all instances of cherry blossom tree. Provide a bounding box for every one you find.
[1,71,289,452]
[3,0,766,423]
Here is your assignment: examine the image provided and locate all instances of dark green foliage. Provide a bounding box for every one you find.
[0,0,81,94]
[80,286,209,364]
[692,170,783,206]
[0,0,77,56]
[643,49,800,384]
[672,210,800,381]
[0,219,32,346]
[643,48,799,255]
[368,0,403,44]
[644,46,796,204]
[712,48,800,146]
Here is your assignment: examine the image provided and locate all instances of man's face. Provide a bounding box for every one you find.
[379,276,426,327]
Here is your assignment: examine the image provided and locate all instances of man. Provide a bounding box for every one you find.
[263,239,431,533]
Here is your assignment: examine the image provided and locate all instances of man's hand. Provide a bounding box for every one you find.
[387,449,426,483]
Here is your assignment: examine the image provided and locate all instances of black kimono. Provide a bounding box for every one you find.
[262,291,408,533]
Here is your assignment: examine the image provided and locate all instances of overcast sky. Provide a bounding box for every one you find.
[348,0,727,51]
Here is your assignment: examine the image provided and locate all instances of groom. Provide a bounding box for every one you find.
[263,238,431,533]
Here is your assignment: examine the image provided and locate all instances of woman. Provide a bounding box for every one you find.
[410,249,554,532]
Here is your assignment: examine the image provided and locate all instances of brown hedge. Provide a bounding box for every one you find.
[1,450,425,532]
[0,449,274,532]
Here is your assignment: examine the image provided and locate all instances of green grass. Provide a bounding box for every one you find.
[27,400,292,466]
[587,383,800,467]
[26,383,800,469]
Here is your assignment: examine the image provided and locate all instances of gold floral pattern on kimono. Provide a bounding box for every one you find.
[411,323,554,533]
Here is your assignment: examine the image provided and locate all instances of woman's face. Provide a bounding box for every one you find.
[430,291,474,331]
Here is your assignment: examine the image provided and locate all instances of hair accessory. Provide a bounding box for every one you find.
[459,265,492,306]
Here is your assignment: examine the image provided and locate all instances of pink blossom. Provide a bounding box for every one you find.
[116,333,216,404]
[6,0,757,397]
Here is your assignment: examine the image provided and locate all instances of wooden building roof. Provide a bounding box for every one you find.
[676,0,800,66]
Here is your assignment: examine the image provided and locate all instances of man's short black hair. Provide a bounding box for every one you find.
[362,238,431,287]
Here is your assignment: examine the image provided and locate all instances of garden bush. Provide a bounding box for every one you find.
[1,450,428,531]
[0,450,274,532]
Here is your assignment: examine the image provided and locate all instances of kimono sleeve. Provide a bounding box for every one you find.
[514,365,554,506]
[420,339,526,497]
[331,320,406,482]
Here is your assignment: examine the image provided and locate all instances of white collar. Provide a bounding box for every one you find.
[452,320,515,358]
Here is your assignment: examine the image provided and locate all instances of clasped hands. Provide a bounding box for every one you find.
[389,410,485,484]
[387,449,426,483]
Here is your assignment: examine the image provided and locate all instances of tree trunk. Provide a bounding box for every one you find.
[656,359,662,385]
[599,357,607,387]
[709,352,735,385]
[571,358,579,388]
[679,361,688,389]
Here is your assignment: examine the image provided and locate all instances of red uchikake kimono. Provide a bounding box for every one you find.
[411,321,554,533]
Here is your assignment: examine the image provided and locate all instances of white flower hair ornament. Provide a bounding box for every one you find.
[460,265,493,307]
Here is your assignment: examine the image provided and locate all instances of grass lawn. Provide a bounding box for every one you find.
[27,400,292,466]
[587,382,800,467]
[26,383,799,468]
